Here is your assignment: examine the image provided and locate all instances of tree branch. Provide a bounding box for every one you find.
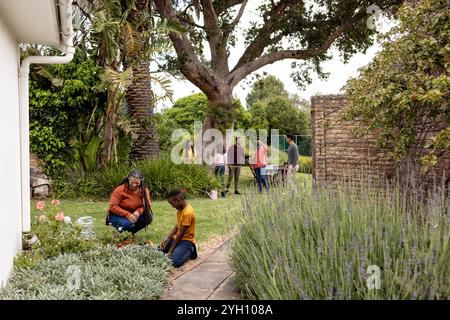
[214,0,245,16]
[153,0,218,97]
[201,0,223,40]
[201,0,229,74]
[228,0,248,32]
[232,0,299,73]
[176,14,205,29]
[221,0,248,47]
[228,10,367,88]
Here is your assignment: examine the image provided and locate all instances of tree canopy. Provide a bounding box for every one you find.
[154,0,404,130]
[156,93,251,150]
[246,76,310,135]
[246,75,288,107]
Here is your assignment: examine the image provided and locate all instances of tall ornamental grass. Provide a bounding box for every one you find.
[230,180,450,299]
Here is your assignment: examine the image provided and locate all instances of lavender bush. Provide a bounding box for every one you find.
[230,180,449,299]
[0,245,171,300]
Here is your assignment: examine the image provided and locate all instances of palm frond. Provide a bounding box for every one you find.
[152,18,186,34]
[132,10,152,29]
[104,66,134,89]
[149,35,174,55]
[36,65,63,87]
[93,11,121,33]
[116,117,140,140]
[123,21,143,56]
[151,73,174,104]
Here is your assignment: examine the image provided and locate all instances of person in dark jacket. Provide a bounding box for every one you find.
[286,133,299,182]
[225,137,245,195]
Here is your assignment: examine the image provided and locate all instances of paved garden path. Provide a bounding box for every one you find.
[160,241,242,300]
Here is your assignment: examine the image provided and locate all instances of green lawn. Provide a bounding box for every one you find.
[31,196,243,247]
[30,168,311,247]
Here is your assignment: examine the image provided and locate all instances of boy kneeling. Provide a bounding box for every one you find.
[160,190,198,267]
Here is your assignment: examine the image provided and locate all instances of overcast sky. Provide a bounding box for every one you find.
[154,2,395,112]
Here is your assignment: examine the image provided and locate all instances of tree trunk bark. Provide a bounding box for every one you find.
[100,90,117,167]
[199,85,236,167]
[127,61,160,160]
[203,84,236,133]
[124,0,159,161]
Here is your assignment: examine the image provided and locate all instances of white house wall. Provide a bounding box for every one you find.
[0,16,23,287]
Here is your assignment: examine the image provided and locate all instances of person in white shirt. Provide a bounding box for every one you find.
[214,144,226,196]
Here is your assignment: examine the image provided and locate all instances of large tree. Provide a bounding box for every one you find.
[154,0,404,131]
[156,92,251,150]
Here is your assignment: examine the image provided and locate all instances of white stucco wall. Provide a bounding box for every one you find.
[0,16,23,287]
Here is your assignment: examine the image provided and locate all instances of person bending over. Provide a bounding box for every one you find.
[160,190,198,267]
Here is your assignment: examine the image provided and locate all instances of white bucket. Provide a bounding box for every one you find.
[76,216,95,239]
[209,189,218,200]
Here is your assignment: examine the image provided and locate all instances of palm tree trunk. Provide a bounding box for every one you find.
[125,0,159,160]
[126,61,160,160]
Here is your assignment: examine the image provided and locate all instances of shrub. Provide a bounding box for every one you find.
[16,200,97,268]
[299,156,312,173]
[1,245,171,300]
[230,181,450,299]
[92,154,220,200]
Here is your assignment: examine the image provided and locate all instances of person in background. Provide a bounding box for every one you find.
[286,133,300,181]
[160,190,198,267]
[250,140,269,193]
[226,137,245,195]
[182,139,196,163]
[106,169,153,241]
[214,143,226,197]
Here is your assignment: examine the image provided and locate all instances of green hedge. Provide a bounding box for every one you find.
[91,154,220,200]
[230,182,450,299]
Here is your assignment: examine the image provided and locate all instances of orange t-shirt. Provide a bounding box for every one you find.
[174,203,196,244]
[109,184,151,220]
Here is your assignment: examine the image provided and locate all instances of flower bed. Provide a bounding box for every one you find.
[16,200,97,269]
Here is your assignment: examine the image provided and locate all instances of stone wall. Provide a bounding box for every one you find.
[311,94,449,189]
[30,152,51,199]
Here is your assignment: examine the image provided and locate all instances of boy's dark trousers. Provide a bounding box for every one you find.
[162,238,196,267]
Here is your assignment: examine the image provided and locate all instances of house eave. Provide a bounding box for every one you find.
[0,0,61,46]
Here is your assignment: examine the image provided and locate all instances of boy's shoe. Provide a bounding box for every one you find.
[234,191,242,195]
[190,243,199,260]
